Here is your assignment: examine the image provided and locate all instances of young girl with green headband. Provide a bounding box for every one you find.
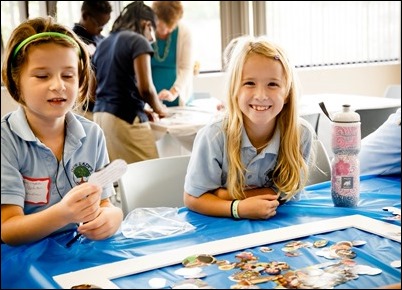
[1,16,123,246]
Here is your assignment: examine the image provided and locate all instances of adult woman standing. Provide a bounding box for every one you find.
[92,1,168,164]
[151,1,194,107]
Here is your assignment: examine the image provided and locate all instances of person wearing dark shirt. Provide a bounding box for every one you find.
[73,1,112,119]
[72,1,112,55]
[92,1,168,164]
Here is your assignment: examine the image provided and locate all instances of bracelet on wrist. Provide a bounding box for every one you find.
[231,199,241,219]
[230,200,236,218]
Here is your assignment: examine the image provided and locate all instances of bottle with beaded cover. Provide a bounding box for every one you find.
[331,104,361,207]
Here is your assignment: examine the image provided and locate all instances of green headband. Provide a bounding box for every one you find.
[13,32,81,59]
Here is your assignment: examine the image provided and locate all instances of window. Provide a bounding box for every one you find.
[56,2,85,29]
[1,1,400,73]
[1,2,26,45]
[178,1,221,72]
[264,1,401,67]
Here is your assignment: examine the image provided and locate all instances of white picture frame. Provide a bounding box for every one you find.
[53,214,401,289]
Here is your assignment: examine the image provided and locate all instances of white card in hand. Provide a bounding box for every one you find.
[88,159,128,188]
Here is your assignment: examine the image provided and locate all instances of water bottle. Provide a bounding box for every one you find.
[331,104,361,207]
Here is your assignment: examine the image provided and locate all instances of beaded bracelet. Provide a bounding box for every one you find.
[231,199,241,219]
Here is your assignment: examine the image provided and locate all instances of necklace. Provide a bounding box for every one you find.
[153,33,172,62]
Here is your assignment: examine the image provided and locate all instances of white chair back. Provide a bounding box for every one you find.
[118,155,191,217]
[307,139,332,185]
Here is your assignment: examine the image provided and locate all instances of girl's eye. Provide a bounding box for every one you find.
[244,81,255,86]
[35,75,48,79]
[268,82,279,87]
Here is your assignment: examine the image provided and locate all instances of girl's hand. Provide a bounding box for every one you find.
[76,204,123,240]
[237,194,280,220]
[57,183,102,225]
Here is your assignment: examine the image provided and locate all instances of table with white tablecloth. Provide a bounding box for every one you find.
[151,105,223,157]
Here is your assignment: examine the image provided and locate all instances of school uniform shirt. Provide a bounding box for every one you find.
[72,23,105,47]
[359,107,401,176]
[184,118,314,201]
[1,107,113,233]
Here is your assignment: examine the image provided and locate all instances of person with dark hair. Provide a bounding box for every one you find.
[73,1,112,56]
[1,16,123,246]
[92,1,168,164]
[73,1,112,120]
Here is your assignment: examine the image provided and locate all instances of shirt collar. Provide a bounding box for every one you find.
[8,107,86,143]
[241,126,281,154]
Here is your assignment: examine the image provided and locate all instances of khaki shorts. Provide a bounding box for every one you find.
[94,112,159,164]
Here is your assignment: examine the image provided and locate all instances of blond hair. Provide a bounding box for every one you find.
[223,35,309,200]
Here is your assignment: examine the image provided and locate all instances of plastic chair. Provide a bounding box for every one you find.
[356,107,399,139]
[307,139,332,186]
[383,85,401,99]
[118,155,191,217]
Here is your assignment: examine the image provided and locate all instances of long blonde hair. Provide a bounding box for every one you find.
[223,35,309,200]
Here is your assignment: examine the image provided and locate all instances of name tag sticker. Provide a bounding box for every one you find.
[23,176,50,204]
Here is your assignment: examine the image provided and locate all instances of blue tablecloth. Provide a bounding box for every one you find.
[2,175,400,289]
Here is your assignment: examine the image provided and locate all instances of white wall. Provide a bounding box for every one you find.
[193,62,401,101]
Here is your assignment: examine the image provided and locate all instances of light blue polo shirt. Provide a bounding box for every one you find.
[184,117,314,201]
[1,107,113,233]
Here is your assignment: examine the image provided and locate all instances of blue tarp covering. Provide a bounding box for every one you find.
[2,175,400,289]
